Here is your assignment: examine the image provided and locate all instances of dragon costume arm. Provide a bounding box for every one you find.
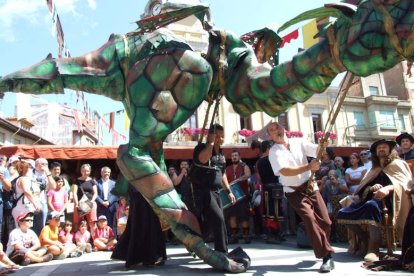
[0,34,127,101]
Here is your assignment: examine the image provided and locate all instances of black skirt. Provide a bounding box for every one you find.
[111,187,167,268]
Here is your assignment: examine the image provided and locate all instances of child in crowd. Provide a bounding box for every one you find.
[39,211,80,260]
[75,220,92,253]
[6,212,53,266]
[116,196,127,222]
[58,220,81,257]
[117,204,129,238]
[47,176,69,224]
[93,215,117,251]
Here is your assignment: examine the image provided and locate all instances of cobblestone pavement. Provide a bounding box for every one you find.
[10,237,408,276]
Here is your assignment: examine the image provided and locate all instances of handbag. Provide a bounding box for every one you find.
[77,186,93,216]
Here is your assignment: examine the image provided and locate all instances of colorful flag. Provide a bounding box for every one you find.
[109,112,115,131]
[124,111,130,131]
[72,109,83,133]
[280,29,299,48]
[302,20,319,49]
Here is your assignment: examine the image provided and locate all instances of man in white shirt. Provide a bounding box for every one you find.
[360,150,372,171]
[267,122,334,273]
[96,167,118,232]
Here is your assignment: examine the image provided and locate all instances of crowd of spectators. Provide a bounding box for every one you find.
[0,157,130,273]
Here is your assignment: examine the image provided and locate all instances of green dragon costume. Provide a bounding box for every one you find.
[1,0,414,272]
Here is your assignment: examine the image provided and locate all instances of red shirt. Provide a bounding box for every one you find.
[225,162,249,194]
[93,225,114,240]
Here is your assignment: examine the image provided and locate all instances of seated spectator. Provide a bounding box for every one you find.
[321,170,349,212]
[5,212,53,266]
[333,156,346,179]
[0,243,20,273]
[75,221,92,253]
[47,176,69,224]
[315,149,336,187]
[58,220,82,258]
[93,215,117,251]
[117,204,129,238]
[39,211,79,260]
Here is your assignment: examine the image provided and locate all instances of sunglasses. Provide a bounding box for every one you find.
[23,219,33,222]
[360,153,368,156]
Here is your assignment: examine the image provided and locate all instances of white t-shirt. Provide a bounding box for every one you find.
[268,138,318,193]
[345,166,366,193]
[6,227,39,256]
[363,161,372,172]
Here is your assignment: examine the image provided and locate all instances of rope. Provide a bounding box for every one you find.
[198,30,227,142]
[305,72,355,195]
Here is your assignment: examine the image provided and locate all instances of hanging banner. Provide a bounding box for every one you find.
[280,29,299,48]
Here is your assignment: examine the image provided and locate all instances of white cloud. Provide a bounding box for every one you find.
[0,0,93,43]
[87,0,97,10]
[0,0,45,42]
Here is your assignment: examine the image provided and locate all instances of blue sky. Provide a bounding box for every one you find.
[0,0,339,143]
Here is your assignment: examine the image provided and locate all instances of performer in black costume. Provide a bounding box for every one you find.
[112,187,166,268]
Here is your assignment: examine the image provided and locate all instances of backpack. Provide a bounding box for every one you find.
[5,177,24,210]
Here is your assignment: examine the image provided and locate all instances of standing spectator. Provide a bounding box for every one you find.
[167,165,176,179]
[93,215,117,251]
[72,164,98,234]
[0,155,9,247]
[171,160,196,215]
[256,140,288,243]
[225,150,252,244]
[50,162,71,195]
[74,220,92,253]
[344,153,367,194]
[6,211,53,266]
[11,161,41,234]
[1,156,19,247]
[96,166,118,232]
[267,122,335,273]
[47,176,69,224]
[333,156,346,179]
[39,211,78,260]
[359,150,372,171]
[396,132,414,160]
[33,158,56,229]
[191,124,236,254]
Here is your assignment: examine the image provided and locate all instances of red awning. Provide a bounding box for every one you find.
[0,144,261,160]
[0,144,365,161]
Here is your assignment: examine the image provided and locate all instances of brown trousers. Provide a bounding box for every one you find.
[286,190,334,258]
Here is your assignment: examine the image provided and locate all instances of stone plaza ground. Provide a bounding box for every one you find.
[10,236,408,276]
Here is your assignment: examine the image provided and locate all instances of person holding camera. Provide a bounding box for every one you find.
[33,158,56,233]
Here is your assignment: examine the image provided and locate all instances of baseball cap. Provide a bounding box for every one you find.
[98,215,107,221]
[7,155,20,166]
[16,211,34,222]
[47,211,63,221]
